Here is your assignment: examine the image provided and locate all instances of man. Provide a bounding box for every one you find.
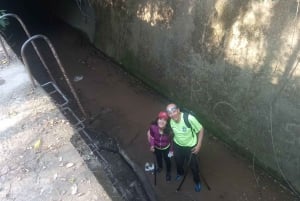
[166,103,204,192]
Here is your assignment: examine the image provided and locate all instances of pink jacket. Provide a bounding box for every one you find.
[149,124,173,151]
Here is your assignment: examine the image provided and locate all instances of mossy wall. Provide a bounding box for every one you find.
[55,0,300,193]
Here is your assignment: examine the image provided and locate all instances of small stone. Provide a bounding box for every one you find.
[60,177,66,181]
[1,166,9,175]
[77,192,84,197]
[53,173,58,180]
[71,184,78,195]
[66,163,74,168]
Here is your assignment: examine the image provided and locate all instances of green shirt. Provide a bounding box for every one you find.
[170,113,202,147]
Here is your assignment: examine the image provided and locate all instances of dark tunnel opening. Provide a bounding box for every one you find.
[1,0,61,83]
[1,0,61,49]
[0,0,95,117]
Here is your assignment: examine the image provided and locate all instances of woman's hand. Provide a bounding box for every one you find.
[150,146,155,152]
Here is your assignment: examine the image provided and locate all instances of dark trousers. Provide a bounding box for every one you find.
[174,143,201,183]
[154,146,171,173]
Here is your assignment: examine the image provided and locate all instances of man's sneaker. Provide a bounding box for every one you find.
[194,182,201,192]
[151,167,162,174]
[166,173,171,182]
[156,167,162,173]
[175,174,183,181]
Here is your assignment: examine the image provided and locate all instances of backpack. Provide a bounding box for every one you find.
[182,112,199,145]
[182,112,196,135]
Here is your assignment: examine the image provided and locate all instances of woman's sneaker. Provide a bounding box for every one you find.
[145,163,155,172]
[166,173,171,182]
[194,182,201,192]
[144,162,150,171]
[175,174,183,181]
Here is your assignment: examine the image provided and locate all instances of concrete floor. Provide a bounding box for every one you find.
[0,46,121,201]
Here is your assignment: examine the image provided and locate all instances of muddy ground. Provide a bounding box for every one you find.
[2,17,299,201]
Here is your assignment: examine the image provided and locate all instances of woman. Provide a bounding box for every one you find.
[147,111,173,181]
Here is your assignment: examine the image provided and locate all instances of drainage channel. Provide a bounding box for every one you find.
[40,78,156,201]
[73,128,156,201]
[51,91,156,201]
[1,13,157,201]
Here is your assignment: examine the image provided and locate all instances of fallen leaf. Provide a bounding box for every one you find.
[69,177,75,183]
[34,139,42,150]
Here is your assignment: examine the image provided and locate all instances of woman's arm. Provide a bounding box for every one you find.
[147,129,155,152]
[147,129,152,143]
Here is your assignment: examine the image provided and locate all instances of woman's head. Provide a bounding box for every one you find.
[157,111,169,128]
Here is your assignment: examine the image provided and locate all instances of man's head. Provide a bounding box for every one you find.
[166,103,181,122]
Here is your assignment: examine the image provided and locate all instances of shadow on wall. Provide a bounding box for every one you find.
[85,0,300,195]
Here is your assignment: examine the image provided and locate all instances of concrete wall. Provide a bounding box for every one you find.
[56,0,300,193]
[54,0,96,42]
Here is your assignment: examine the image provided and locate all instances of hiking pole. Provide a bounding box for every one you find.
[153,153,157,186]
[176,153,193,192]
[197,156,211,191]
[199,167,211,191]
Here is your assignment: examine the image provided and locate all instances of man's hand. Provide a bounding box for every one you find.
[191,144,201,154]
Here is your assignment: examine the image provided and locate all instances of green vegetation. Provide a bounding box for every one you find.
[0,10,8,30]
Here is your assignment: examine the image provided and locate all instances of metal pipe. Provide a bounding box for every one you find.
[20,38,36,87]
[21,34,87,118]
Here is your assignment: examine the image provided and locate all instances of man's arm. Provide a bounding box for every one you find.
[192,128,204,154]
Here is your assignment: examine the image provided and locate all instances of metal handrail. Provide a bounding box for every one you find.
[21,34,87,118]
[0,13,56,86]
